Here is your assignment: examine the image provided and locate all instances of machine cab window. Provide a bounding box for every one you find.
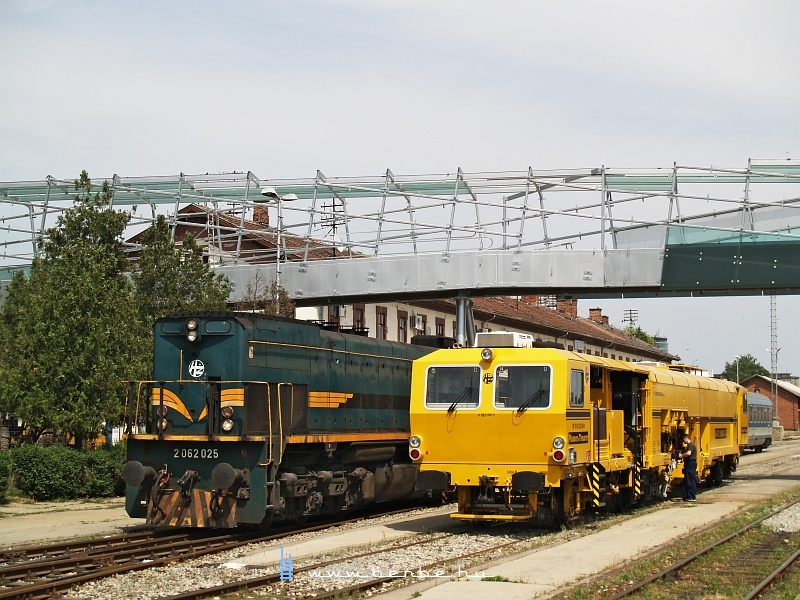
[494,364,551,410]
[569,369,585,407]
[425,366,481,410]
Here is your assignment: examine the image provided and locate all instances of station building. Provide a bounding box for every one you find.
[127,203,676,364]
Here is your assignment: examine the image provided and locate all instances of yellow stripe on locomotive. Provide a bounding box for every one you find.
[409,344,744,526]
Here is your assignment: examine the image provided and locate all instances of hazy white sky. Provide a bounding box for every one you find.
[1,0,799,374]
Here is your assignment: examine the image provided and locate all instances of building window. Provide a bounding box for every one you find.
[354,304,365,331]
[376,306,388,340]
[328,305,340,328]
[398,310,408,343]
[436,317,445,337]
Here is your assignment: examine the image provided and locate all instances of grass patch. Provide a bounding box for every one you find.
[481,575,515,582]
[554,485,800,600]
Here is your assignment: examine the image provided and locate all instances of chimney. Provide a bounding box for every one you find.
[556,299,578,318]
[253,205,270,227]
[601,315,609,325]
[588,307,603,323]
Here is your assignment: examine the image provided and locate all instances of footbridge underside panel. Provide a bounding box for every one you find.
[662,237,800,292]
[220,249,667,305]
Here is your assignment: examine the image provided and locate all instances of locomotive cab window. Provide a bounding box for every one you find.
[569,369,585,407]
[425,366,481,410]
[494,365,551,410]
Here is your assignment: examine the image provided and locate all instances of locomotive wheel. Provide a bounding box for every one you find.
[257,512,275,531]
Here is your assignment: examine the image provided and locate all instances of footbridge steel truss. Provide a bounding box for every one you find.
[2,160,800,306]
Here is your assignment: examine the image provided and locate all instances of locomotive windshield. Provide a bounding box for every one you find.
[425,366,481,410]
[494,365,551,410]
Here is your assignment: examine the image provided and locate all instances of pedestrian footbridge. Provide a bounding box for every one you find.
[2,160,800,304]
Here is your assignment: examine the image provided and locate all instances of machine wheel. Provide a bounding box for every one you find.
[710,462,724,486]
[619,487,635,512]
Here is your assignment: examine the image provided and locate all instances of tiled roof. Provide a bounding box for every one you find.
[416,296,674,361]
[127,203,353,261]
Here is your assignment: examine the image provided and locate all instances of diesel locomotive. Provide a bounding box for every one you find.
[122,313,443,528]
[409,333,745,526]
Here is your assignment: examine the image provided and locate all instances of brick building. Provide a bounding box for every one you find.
[741,374,800,431]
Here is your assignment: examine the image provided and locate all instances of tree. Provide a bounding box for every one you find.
[623,325,656,346]
[233,270,295,317]
[721,354,769,383]
[0,171,139,447]
[131,214,231,326]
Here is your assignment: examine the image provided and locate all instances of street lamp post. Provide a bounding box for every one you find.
[734,355,741,383]
[259,187,298,295]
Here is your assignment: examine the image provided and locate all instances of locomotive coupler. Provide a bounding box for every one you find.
[150,467,171,520]
[177,470,200,502]
[477,475,495,503]
[209,489,224,517]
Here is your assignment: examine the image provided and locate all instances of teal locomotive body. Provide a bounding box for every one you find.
[122,313,440,528]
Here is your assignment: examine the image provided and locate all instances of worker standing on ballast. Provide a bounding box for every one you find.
[679,433,697,502]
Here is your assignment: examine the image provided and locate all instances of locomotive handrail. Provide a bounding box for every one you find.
[248,339,419,361]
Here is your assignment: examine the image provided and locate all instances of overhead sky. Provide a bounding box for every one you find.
[2,0,799,375]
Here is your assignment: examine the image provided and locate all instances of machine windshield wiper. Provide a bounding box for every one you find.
[516,389,546,414]
[447,386,474,414]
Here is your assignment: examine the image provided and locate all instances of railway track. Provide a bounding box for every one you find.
[154,532,534,599]
[0,530,157,563]
[604,496,800,600]
[0,505,433,600]
[0,529,266,600]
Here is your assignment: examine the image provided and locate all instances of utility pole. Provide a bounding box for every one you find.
[770,294,779,420]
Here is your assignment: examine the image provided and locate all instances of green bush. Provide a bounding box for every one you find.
[8,442,127,501]
[11,444,88,500]
[0,451,11,503]
[85,443,126,497]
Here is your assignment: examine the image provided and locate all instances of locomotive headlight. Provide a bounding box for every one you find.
[157,418,168,431]
[480,348,493,361]
[187,330,198,342]
[222,419,234,432]
[409,448,421,460]
[552,436,565,450]
[221,406,234,419]
[187,319,198,331]
[409,435,422,448]
[552,449,566,462]
[156,405,169,417]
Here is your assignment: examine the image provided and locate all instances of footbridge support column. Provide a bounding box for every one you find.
[455,295,475,348]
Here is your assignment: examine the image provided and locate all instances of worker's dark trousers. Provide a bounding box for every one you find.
[683,461,697,500]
